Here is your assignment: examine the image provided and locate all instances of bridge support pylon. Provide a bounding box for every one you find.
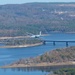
[66,42,68,47]
[43,41,46,45]
[53,41,55,46]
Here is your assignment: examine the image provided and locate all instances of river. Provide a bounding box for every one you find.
[0,33,75,75]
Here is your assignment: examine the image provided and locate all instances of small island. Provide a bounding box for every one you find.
[0,37,43,48]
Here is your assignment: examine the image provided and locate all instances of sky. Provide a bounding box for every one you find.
[0,0,75,5]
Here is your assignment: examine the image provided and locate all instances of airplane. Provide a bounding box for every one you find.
[30,31,42,38]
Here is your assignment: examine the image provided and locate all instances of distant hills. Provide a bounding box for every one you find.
[0,3,75,36]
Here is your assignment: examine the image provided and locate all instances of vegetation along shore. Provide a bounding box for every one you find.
[1,46,75,68]
[0,37,43,48]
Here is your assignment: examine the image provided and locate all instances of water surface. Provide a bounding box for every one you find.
[0,33,75,75]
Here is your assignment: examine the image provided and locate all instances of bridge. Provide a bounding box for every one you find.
[43,40,75,47]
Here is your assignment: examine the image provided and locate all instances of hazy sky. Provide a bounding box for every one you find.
[0,0,75,5]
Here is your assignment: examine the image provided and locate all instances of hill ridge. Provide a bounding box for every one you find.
[0,3,75,36]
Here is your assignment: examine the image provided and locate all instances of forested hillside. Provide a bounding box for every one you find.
[0,3,75,36]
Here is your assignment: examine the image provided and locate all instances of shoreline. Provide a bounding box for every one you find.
[0,34,48,40]
[1,61,75,68]
[0,43,43,48]
[0,32,75,40]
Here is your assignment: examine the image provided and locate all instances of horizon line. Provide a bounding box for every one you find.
[0,2,75,5]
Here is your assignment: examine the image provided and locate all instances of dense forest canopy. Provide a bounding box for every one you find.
[0,3,75,36]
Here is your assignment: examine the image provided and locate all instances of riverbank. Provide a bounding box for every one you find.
[0,33,47,40]
[0,43,43,48]
[1,61,75,68]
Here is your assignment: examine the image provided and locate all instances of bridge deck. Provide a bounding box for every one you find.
[45,40,75,42]
[43,40,75,47]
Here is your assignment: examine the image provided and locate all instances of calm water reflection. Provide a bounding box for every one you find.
[7,65,75,72]
[1,65,75,75]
